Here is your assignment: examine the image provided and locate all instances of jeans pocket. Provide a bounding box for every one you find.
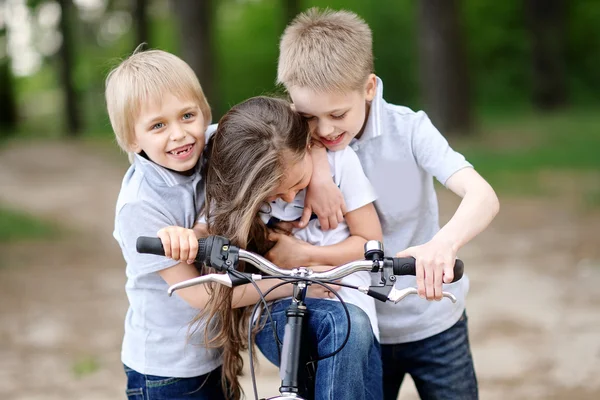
[146,374,214,399]
[125,388,144,399]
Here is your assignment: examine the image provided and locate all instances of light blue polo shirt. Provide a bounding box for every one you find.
[350,77,473,344]
[113,153,222,377]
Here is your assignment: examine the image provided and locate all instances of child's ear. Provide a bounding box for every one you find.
[364,73,377,101]
[128,141,141,153]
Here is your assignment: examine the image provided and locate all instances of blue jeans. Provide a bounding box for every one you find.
[123,365,228,399]
[255,298,383,400]
[381,311,478,400]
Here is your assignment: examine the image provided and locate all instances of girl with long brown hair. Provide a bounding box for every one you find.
[160,96,384,399]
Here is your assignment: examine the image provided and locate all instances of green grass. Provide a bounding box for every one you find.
[71,355,100,378]
[454,108,600,199]
[0,206,59,243]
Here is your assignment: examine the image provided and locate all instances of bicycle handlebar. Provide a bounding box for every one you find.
[137,235,464,303]
[136,236,464,282]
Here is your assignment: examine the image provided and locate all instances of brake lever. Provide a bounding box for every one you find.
[167,272,262,296]
[387,287,457,303]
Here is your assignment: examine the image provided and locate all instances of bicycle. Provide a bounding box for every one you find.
[137,235,464,400]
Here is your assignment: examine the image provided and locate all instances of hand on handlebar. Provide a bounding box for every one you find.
[157,226,199,264]
[395,238,458,301]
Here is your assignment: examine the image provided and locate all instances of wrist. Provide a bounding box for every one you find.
[300,242,318,266]
[432,231,460,254]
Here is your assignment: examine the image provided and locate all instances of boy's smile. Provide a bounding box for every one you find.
[132,93,206,172]
[288,74,377,151]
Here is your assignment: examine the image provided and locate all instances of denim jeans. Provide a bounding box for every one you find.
[381,311,478,400]
[123,365,228,399]
[255,298,383,400]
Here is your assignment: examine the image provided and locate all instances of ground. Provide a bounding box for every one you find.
[1,141,599,400]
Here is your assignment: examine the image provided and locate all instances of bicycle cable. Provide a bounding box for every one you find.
[243,275,355,400]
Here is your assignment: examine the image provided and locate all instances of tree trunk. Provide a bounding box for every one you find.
[283,0,301,25]
[417,0,471,135]
[171,0,216,110]
[0,27,17,135]
[57,0,81,137]
[526,0,567,110]
[133,0,149,47]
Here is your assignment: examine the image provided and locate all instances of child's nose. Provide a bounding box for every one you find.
[281,191,297,203]
[317,120,335,136]
[170,124,186,140]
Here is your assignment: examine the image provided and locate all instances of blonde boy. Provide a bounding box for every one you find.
[106,50,228,399]
[267,8,499,400]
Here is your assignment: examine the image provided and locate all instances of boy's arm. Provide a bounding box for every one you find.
[157,225,336,308]
[158,261,334,308]
[396,167,499,300]
[301,145,347,230]
[267,147,382,269]
[266,202,382,268]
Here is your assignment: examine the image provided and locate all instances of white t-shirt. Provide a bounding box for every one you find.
[261,147,380,339]
[350,77,473,344]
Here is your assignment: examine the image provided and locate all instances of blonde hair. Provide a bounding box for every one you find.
[197,96,311,399]
[278,8,374,93]
[105,48,211,157]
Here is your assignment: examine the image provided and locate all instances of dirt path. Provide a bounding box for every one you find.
[0,141,599,400]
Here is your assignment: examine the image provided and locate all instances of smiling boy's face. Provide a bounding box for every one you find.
[288,74,377,151]
[131,93,206,172]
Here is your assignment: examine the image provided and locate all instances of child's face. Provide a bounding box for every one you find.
[267,152,313,203]
[131,93,206,172]
[288,75,377,151]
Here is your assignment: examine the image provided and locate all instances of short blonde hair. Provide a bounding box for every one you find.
[105,49,211,154]
[278,8,373,93]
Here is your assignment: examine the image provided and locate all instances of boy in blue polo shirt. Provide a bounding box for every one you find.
[106,49,230,399]
[266,8,500,400]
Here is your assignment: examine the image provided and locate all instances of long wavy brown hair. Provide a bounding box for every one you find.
[192,96,311,399]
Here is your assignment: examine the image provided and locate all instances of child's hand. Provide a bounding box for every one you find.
[265,231,313,269]
[301,176,347,231]
[157,226,199,264]
[395,238,457,301]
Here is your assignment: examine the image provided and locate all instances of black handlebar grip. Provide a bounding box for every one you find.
[392,257,464,283]
[197,237,208,263]
[136,236,165,256]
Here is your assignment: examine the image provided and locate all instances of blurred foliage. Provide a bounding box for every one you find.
[5,0,600,140]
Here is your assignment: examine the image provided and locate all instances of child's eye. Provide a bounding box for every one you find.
[302,115,316,121]
[182,112,195,120]
[331,112,347,120]
[151,122,165,130]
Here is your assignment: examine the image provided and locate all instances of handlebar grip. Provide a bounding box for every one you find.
[136,236,165,256]
[197,237,208,263]
[136,236,219,267]
[392,257,464,283]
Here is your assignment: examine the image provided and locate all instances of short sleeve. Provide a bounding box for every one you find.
[410,111,472,186]
[205,124,218,143]
[335,148,378,212]
[116,201,179,276]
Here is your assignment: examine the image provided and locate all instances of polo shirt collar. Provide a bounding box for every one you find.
[356,76,385,143]
[133,153,201,187]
